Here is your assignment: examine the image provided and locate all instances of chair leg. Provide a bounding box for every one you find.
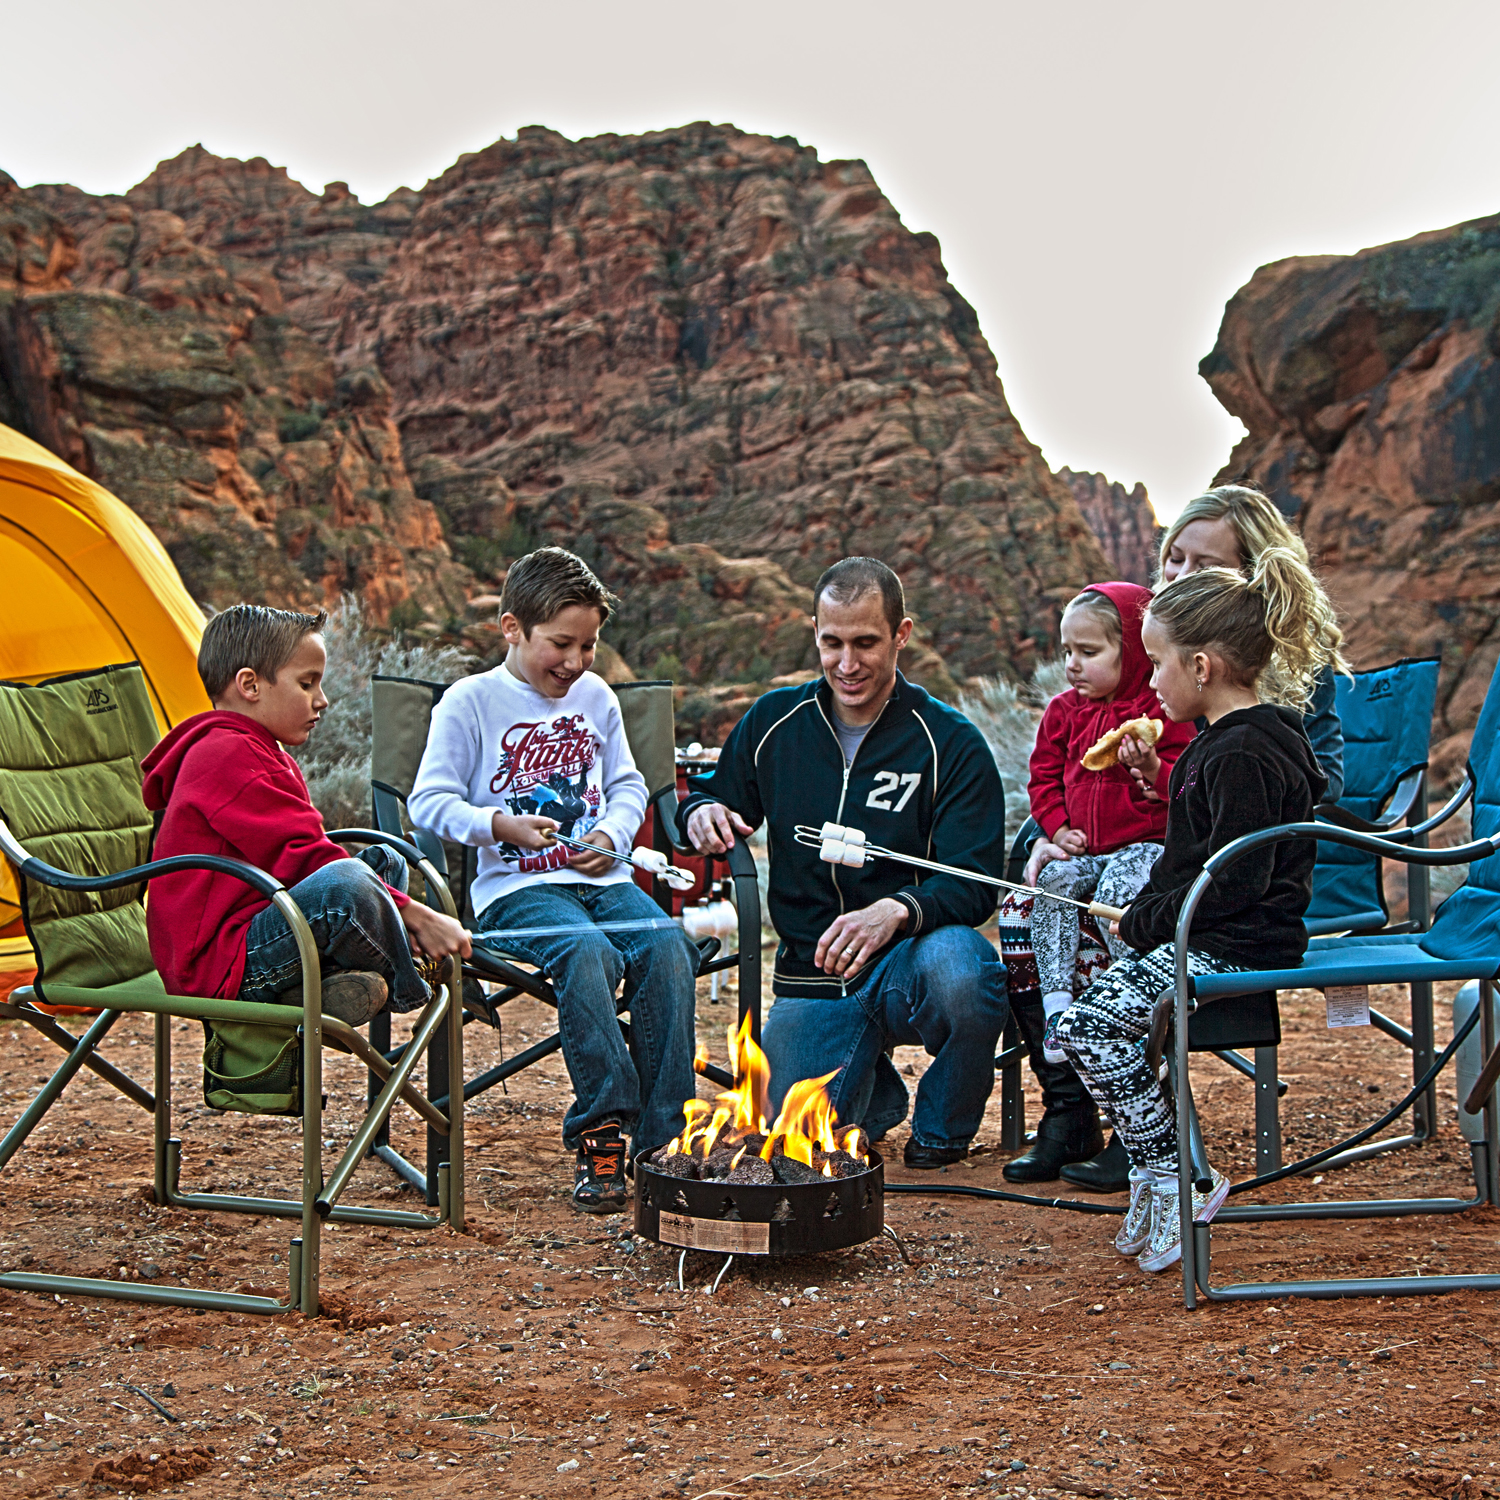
[1411,978,1437,1141]
[426,1004,450,1209]
[0,1009,121,1169]
[446,957,465,1228]
[300,1002,323,1317]
[1254,1045,1282,1175]
[154,1013,171,1205]
[998,1016,1025,1151]
[1483,980,1500,1209]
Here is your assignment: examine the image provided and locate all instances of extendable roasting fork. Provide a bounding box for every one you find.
[793,822,1126,923]
[541,830,697,891]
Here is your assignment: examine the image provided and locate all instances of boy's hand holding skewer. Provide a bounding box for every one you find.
[563,828,617,877]
[491,811,561,850]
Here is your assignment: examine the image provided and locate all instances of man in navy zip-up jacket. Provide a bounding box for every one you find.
[681,559,1009,1168]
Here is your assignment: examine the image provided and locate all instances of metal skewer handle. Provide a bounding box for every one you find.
[793,822,1126,924]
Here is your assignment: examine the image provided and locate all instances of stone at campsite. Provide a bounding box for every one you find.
[771,1155,825,1187]
[725,1155,775,1186]
[653,1152,699,1180]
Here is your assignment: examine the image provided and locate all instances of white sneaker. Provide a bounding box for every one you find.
[1114,1167,1154,1257]
[1137,1168,1231,1274]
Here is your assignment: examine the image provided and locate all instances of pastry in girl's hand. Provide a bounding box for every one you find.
[1082,715,1163,772]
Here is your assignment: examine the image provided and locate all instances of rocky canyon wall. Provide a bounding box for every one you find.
[1202,213,1500,777]
[1055,468,1159,586]
[3,126,1114,699]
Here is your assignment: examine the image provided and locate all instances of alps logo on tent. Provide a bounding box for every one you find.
[84,687,116,716]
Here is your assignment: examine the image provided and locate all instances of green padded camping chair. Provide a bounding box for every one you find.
[366,674,762,1201]
[0,663,465,1317]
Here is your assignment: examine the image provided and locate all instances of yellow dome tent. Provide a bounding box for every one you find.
[0,423,209,983]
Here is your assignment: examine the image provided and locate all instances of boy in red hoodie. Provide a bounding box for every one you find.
[141,605,470,1022]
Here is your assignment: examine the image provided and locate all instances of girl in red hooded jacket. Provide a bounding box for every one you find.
[1026,583,1195,1059]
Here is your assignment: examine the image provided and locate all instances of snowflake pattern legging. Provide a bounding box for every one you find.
[1054,943,1250,1171]
[1032,841,1163,1000]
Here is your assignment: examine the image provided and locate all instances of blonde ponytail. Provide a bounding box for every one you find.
[1146,546,1328,710]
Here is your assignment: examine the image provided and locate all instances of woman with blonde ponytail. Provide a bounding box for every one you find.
[1047,557,1329,1276]
[1065,486,1353,1194]
[1154,484,1350,797]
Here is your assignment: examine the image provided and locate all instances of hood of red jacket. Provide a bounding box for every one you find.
[141,711,284,811]
[1085,581,1155,702]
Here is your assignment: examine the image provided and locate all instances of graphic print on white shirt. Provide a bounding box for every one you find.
[491,712,602,871]
[407,666,650,916]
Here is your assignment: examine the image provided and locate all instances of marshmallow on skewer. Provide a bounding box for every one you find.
[630,846,697,891]
[818,821,869,868]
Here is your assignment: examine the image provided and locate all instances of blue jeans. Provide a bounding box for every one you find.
[475,880,700,1154]
[240,846,430,1012]
[761,926,1007,1150]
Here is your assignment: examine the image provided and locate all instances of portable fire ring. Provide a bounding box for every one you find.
[634,1149,909,1291]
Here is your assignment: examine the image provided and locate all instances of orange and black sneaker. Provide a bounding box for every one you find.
[573,1122,628,1214]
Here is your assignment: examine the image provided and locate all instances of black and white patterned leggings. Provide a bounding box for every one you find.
[1032,840,1163,1000]
[1054,943,1249,1171]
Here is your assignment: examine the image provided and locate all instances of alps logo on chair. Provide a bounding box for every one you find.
[1365,678,1394,702]
[84,687,117,716]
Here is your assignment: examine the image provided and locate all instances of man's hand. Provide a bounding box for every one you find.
[686,801,754,856]
[814,898,908,978]
[1024,839,1074,885]
[400,902,473,960]
[567,828,617,878]
[491,811,559,849]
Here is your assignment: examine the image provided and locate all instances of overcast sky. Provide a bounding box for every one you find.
[7,2,1500,521]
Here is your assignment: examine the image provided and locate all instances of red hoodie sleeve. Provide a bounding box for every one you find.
[1027,699,1072,840]
[193,741,410,907]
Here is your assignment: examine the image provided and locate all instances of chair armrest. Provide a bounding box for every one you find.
[1316,767,1427,835]
[1403,765,1476,842]
[326,826,457,919]
[0,815,284,901]
[1006,817,1040,886]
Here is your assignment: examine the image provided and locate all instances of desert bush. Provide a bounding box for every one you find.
[959,675,1039,848]
[290,596,473,830]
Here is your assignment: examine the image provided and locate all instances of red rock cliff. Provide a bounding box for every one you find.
[1202,213,1500,777]
[1055,468,1159,586]
[4,128,1113,692]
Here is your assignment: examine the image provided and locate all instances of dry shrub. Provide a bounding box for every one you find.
[956,660,1065,848]
[289,597,472,830]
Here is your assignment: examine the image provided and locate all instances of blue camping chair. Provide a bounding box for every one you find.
[1306,656,1441,937]
[1167,666,1500,1307]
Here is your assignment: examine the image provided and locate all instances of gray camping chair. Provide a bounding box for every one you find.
[366,675,762,1200]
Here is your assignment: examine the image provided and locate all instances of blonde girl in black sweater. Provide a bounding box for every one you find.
[1051,550,1328,1274]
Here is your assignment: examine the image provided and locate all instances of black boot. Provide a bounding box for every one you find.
[1059,1132,1131,1192]
[1002,1105,1105,1182]
[1002,982,1104,1184]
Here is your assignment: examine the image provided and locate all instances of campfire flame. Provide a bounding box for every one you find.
[662,1013,870,1171]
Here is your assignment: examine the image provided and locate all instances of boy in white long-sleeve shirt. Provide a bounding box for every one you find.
[410,548,698,1212]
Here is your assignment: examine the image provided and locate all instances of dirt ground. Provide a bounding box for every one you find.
[1,951,1497,1500]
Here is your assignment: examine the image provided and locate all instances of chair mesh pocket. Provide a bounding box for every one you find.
[202,1020,303,1116]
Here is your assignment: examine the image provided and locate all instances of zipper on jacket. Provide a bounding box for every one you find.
[816,692,894,996]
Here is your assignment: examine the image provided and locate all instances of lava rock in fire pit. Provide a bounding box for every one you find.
[813,1149,865,1179]
[771,1155,826,1187]
[649,1148,699,1179]
[701,1146,741,1180]
[725,1154,775,1186]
